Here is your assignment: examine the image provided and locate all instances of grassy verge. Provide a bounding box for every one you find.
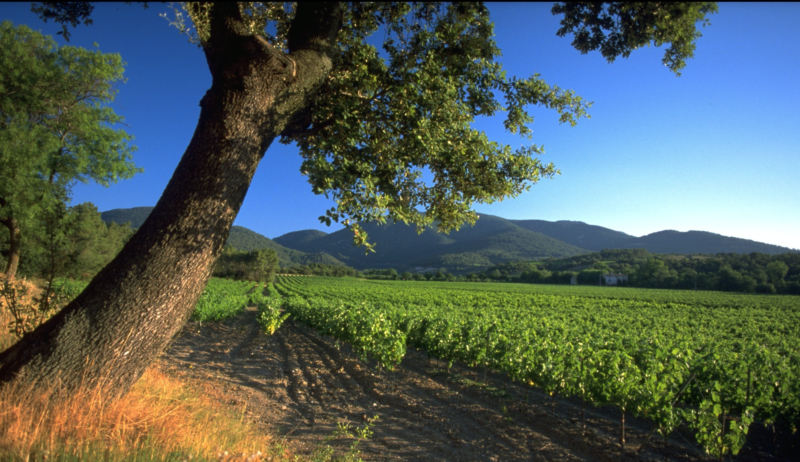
[0,277,374,461]
[0,363,288,461]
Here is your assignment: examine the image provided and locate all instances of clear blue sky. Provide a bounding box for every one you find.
[2,3,798,250]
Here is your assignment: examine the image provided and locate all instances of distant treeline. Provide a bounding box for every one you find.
[280,263,360,277]
[0,202,132,280]
[9,207,796,297]
[358,249,800,295]
[0,202,345,285]
[212,246,278,283]
[363,268,458,281]
[474,249,800,294]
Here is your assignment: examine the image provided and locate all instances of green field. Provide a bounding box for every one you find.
[272,276,800,458]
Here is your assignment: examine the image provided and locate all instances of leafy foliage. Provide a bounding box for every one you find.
[191,278,256,323]
[152,2,716,248]
[250,284,289,335]
[2,202,133,280]
[0,21,139,276]
[551,2,718,76]
[212,246,278,283]
[290,3,593,248]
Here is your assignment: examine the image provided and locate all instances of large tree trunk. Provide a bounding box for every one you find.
[0,3,341,397]
[0,216,21,279]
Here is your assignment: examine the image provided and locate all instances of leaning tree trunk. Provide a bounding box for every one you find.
[0,3,342,398]
[0,217,21,279]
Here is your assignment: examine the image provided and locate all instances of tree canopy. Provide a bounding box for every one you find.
[154,2,716,250]
[28,2,718,249]
[0,20,140,277]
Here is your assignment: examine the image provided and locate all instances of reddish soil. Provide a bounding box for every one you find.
[160,307,795,461]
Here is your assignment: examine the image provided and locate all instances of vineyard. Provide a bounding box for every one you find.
[14,276,795,458]
[270,276,800,459]
[191,278,289,335]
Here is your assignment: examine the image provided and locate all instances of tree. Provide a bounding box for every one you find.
[213,246,278,282]
[0,2,717,397]
[765,260,789,286]
[0,21,139,279]
[18,202,132,279]
[253,248,279,283]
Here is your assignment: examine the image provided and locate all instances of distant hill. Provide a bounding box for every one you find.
[632,230,795,255]
[100,207,154,229]
[274,214,589,272]
[511,219,795,255]
[102,206,796,273]
[227,226,346,267]
[511,219,636,251]
[100,207,346,268]
[274,230,329,249]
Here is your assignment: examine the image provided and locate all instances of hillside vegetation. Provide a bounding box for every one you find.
[100,207,347,268]
[274,214,589,272]
[512,219,795,255]
[97,207,798,278]
[475,248,800,295]
[226,226,346,268]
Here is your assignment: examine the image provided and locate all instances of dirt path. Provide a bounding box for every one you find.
[160,308,789,462]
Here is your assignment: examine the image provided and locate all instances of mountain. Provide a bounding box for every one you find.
[632,230,795,255]
[274,214,589,272]
[273,229,329,249]
[100,207,346,267]
[511,219,795,255]
[511,219,636,251]
[227,226,346,267]
[100,207,154,229]
[102,206,797,273]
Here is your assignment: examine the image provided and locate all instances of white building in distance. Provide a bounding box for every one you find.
[604,273,628,286]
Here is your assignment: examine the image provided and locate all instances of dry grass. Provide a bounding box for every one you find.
[0,272,41,351]
[0,358,289,461]
[0,274,293,461]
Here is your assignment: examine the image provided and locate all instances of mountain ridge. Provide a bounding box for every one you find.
[101,207,798,273]
[274,213,589,271]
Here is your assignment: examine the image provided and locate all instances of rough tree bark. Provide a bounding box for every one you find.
[0,3,342,397]
[0,216,21,279]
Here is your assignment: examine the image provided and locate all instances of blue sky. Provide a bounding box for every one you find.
[2,3,798,250]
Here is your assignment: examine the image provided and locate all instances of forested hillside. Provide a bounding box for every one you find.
[226,226,346,268]
[512,219,796,255]
[632,230,795,255]
[273,229,328,249]
[511,219,636,251]
[275,214,589,272]
[100,207,796,276]
[100,207,153,229]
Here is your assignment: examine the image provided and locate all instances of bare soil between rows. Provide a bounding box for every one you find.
[160,307,795,461]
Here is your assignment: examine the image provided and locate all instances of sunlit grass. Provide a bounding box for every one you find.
[0,363,288,461]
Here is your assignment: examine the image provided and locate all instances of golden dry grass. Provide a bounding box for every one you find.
[0,274,293,461]
[0,363,288,461]
[0,272,40,351]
